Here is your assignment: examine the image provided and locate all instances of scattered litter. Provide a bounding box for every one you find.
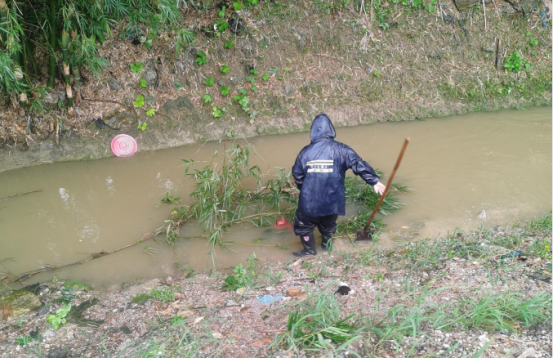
[225,300,239,307]
[335,285,351,296]
[289,259,302,267]
[258,295,283,304]
[286,288,306,297]
[236,287,246,295]
[249,338,273,347]
[501,251,527,260]
[111,134,138,157]
[272,218,292,230]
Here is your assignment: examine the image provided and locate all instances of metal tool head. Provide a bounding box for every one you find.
[356,227,375,241]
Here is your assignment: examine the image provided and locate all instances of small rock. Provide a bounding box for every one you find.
[517,348,536,358]
[108,78,120,91]
[145,70,157,86]
[46,346,69,358]
[478,333,489,346]
[228,12,245,34]
[57,89,66,102]
[38,306,51,315]
[225,300,239,307]
[0,289,42,317]
[163,95,195,114]
[285,85,294,96]
[103,110,138,130]
[44,92,58,104]
[478,210,486,220]
[94,118,105,129]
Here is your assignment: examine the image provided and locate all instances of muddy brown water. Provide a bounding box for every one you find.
[0,107,551,289]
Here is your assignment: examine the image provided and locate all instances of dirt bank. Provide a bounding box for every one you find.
[0,216,551,357]
[0,0,551,173]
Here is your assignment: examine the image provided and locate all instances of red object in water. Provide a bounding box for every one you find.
[111,134,138,157]
[273,218,292,230]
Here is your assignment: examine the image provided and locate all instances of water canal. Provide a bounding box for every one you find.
[0,106,551,288]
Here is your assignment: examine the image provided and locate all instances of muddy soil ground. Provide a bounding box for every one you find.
[0,217,551,357]
[0,0,552,173]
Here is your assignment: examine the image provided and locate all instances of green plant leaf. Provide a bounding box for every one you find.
[203,94,213,103]
[47,303,71,330]
[146,108,155,116]
[221,85,230,96]
[205,77,215,87]
[247,76,255,84]
[219,6,226,18]
[212,106,223,118]
[145,39,153,49]
[251,86,257,92]
[233,2,244,11]
[139,80,148,88]
[217,21,229,31]
[130,61,143,73]
[220,64,230,74]
[133,95,145,108]
[196,51,207,65]
[224,40,234,49]
[262,74,269,81]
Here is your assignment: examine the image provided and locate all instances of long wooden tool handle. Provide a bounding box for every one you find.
[363,138,410,234]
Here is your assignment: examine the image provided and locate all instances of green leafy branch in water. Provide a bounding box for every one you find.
[163,144,407,264]
[161,191,181,204]
[336,176,409,239]
[173,145,298,264]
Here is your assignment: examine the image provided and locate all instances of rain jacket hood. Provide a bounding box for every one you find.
[292,113,380,217]
[310,114,336,143]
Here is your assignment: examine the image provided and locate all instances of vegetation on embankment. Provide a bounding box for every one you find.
[0,214,551,357]
[0,0,551,173]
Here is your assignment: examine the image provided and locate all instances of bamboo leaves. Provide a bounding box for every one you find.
[0,0,184,116]
[180,145,296,259]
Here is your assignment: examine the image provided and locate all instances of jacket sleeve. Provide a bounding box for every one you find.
[345,147,380,186]
[292,154,305,190]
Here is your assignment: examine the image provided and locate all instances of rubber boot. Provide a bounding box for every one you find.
[321,235,333,251]
[293,233,316,257]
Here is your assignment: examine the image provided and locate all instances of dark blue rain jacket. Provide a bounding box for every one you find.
[292,114,380,217]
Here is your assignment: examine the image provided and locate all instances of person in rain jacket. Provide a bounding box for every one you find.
[291,113,386,257]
